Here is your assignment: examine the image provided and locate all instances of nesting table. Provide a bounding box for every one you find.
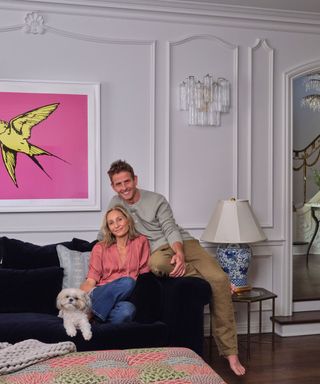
[232,287,277,359]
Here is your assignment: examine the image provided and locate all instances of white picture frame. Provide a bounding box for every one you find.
[0,79,100,212]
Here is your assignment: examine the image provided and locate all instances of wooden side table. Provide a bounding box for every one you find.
[232,287,277,359]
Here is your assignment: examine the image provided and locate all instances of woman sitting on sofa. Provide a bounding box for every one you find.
[80,205,150,323]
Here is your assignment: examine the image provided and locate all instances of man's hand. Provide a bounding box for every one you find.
[169,242,186,277]
[169,253,186,277]
[169,241,186,277]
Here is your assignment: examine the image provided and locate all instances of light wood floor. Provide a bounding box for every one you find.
[293,253,320,301]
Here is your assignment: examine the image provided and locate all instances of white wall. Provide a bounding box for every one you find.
[2,0,320,334]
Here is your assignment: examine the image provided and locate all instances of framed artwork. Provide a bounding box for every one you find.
[0,80,100,212]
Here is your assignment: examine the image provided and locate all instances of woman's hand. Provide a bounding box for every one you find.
[230,283,237,294]
[80,278,96,293]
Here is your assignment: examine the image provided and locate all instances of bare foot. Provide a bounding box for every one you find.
[226,355,246,376]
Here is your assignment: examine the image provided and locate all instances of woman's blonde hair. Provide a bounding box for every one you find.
[101,205,138,247]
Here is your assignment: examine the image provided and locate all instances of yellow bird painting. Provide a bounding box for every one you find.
[0,103,65,187]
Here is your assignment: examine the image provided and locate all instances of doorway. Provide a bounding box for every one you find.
[292,67,320,302]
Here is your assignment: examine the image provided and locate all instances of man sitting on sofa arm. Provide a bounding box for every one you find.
[97,159,245,376]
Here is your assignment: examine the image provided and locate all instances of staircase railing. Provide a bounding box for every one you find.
[293,134,320,203]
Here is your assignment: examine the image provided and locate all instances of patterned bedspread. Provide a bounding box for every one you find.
[0,347,226,384]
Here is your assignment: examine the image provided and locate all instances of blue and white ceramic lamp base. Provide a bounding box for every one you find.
[216,244,252,292]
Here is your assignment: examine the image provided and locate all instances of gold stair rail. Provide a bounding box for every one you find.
[293,134,320,203]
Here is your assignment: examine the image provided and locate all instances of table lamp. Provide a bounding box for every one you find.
[201,198,266,292]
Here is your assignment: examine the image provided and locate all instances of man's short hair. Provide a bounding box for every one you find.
[107,160,135,182]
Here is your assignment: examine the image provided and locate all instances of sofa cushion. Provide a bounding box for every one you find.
[56,244,90,289]
[0,313,169,351]
[71,238,98,252]
[0,237,72,269]
[0,237,98,270]
[0,267,63,314]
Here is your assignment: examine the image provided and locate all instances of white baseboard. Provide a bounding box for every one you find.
[204,309,320,337]
[275,322,320,336]
[293,300,320,312]
[292,245,309,256]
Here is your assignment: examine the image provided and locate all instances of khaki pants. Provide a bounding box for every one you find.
[149,239,238,356]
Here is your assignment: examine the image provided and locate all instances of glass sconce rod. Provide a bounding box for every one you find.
[179,74,230,126]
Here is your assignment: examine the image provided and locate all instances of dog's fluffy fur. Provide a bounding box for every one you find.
[56,288,92,341]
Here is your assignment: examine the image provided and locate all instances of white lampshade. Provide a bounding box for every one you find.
[201,198,266,244]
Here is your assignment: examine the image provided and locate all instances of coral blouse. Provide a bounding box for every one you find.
[87,235,150,286]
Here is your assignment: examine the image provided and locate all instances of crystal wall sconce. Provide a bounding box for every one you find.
[179,74,230,126]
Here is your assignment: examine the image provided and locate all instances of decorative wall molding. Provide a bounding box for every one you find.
[4,1,320,32]
[6,11,154,47]
[248,38,274,228]
[0,9,157,46]
[2,225,99,234]
[167,34,238,230]
[250,252,274,302]
[23,11,45,34]
[0,9,157,207]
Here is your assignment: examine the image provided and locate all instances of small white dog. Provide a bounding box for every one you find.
[57,288,92,341]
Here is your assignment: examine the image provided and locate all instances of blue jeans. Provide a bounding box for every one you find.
[90,277,136,323]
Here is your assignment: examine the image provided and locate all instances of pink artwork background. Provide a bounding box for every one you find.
[0,92,88,200]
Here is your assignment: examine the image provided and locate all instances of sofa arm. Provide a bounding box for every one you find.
[159,276,212,356]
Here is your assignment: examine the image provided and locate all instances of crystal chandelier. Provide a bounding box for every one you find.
[179,74,230,126]
[301,95,320,111]
[301,73,320,111]
[304,73,320,92]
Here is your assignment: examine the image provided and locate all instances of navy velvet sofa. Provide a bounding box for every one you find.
[0,236,212,356]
